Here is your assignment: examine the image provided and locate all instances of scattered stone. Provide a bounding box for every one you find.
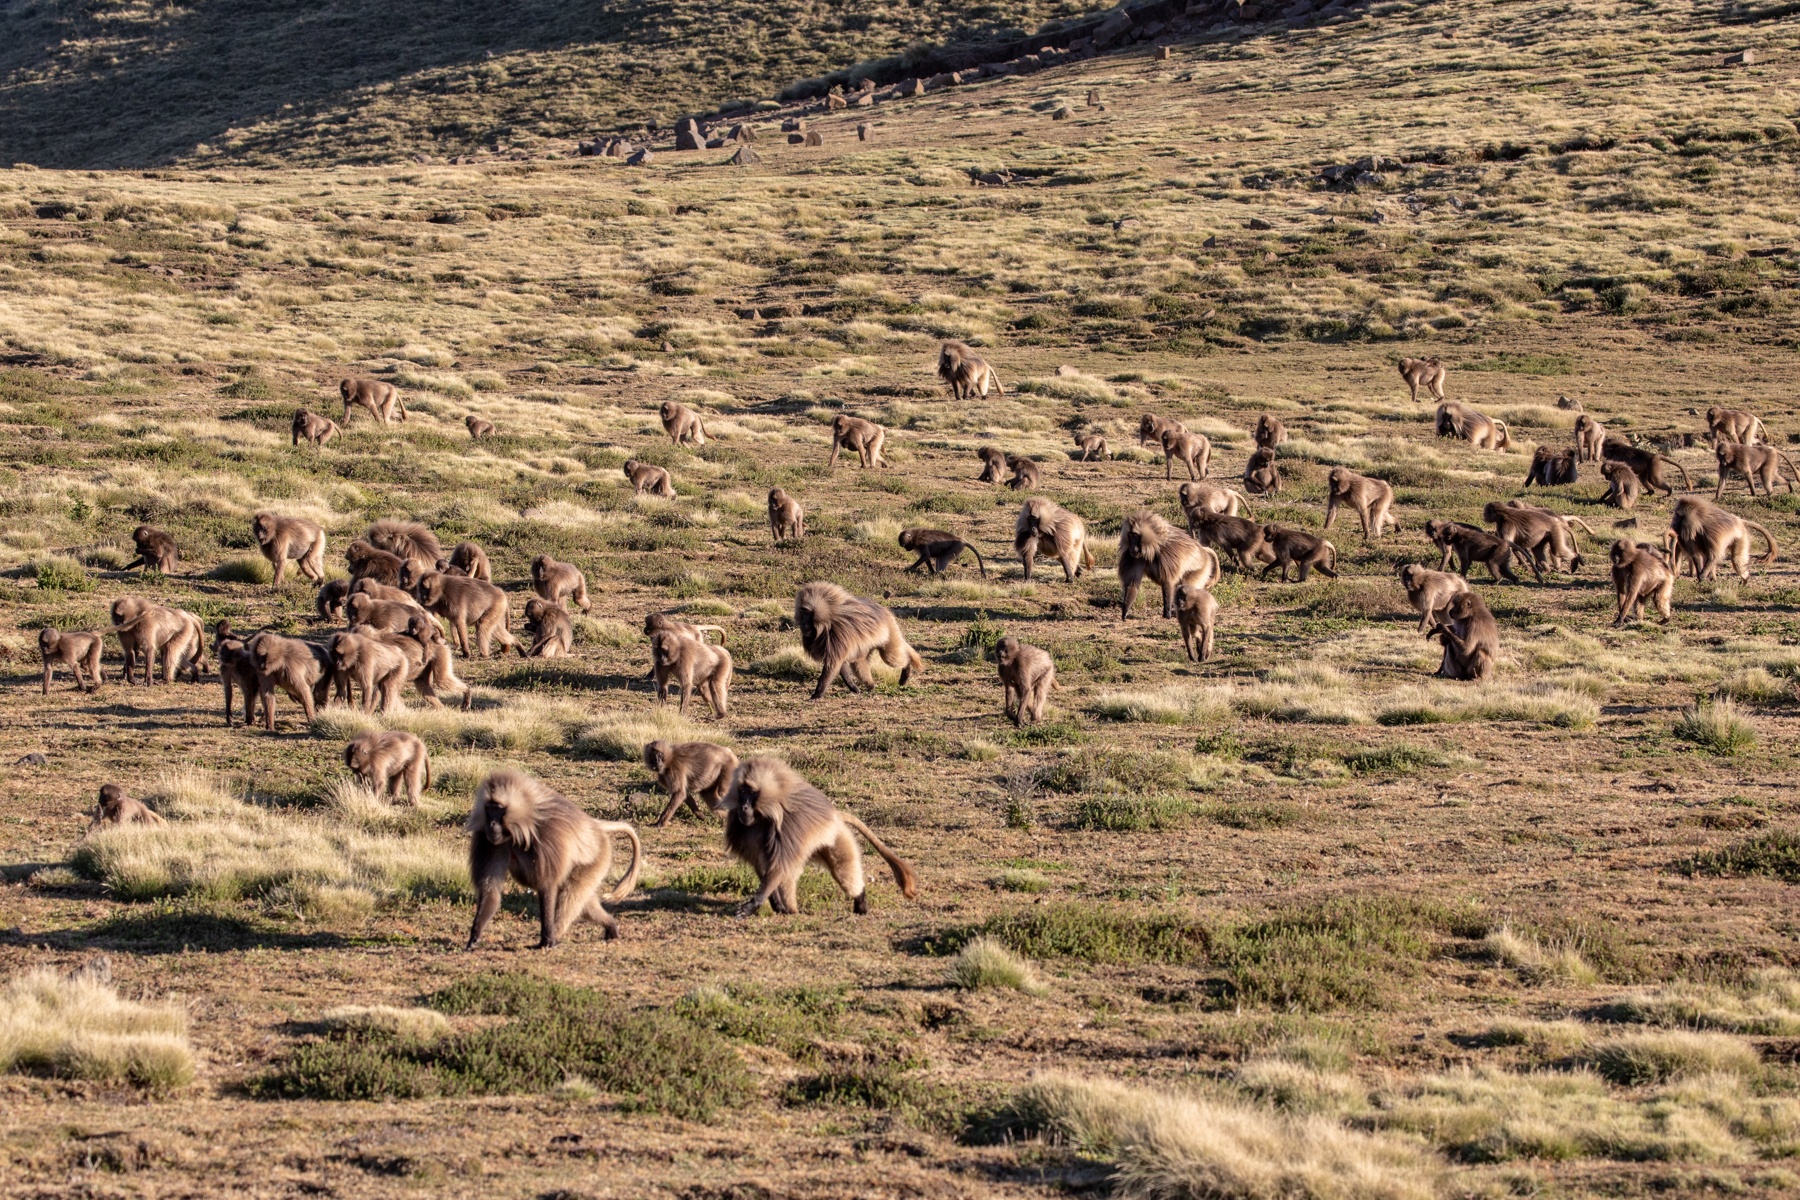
[857,123,872,142]
[1247,217,1273,230]
[782,117,806,132]
[901,78,925,97]
[729,123,756,144]
[854,92,873,106]
[972,170,1014,187]
[676,118,704,151]
[1724,48,1760,66]
[1157,45,1173,60]
[661,341,674,353]
[577,141,599,156]
[788,133,806,145]
[804,130,823,147]
[1052,106,1073,120]
[1086,89,1100,107]
[13,752,46,767]
[705,138,727,149]
[626,147,653,166]
[728,146,761,166]
[827,93,848,110]
[1203,235,1219,247]
[926,72,956,89]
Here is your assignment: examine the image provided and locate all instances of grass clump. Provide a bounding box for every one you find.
[947,937,1047,996]
[1481,925,1598,986]
[1588,1030,1760,1086]
[672,983,847,1060]
[1675,698,1757,755]
[1599,970,1800,1036]
[1071,793,1196,831]
[747,643,816,681]
[30,556,92,592]
[991,1073,1440,1199]
[207,555,273,584]
[0,965,194,1092]
[319,1005,452,1041]
[315,694,593,753]
[253,972,751,1118]
[997,868,1050,893]
[571,705,705,760]
[1682,830,1800,882]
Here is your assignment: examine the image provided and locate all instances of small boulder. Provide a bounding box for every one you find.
[854,92,873,106]
[1086,89,1101,107]
[857,123,872,142]
[626,147,653,166]
[1247,216,1273,230]
[676,119,704,151]
[803,130,823,147]
[787,133,806,145]
[1052,106,1073,120]
[729,123,756,144]
[1724,48,1760,66]
[827,93,848,110]
[901,78,925,97]
[782,117,807,132]
[728,146,761,166]
[1156,45,1173,60]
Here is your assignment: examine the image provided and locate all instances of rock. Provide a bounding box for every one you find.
[1017,55,1043,72]
[705,138,726,149]
[676,119,704,151]
[13,752,46,766]
[782,117,807,132]
[1095,11,1134,45]
[804,130,823,147]
[788,133,806,144]
[857,123,872,142]
[729,123,757,143]
[827,93,848,110]
[901,78,925,97]
[925,72,955,89]
[661,341,674,353]
[1056,364,1080,377]
[577,141,599,156]
[1203,235,1219,247]
[1086,89,1101,107]
[626,148,653,166]
[1247,216,1273,230]
[1157,45,1173,60]
[1052,106,1073,120]
[728,146,761,166]
[972,170,1014,187]
[1724,49,1760,66]
[854,92,873,106]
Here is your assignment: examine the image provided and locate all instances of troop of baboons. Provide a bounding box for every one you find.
[50,345,1795,948]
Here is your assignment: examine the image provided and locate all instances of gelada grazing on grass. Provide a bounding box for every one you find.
[995,636,1056,726]
[88,784,164,831]
[642,739,739,826]
[127,525,178,573]
[721,757,917,916]
[793,582,921,699]
[344,730,430,806]
[466,769,642,949]
[898,527,985,576]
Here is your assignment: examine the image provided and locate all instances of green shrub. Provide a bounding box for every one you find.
[1683,830,1800,883]
[31,557,92,592]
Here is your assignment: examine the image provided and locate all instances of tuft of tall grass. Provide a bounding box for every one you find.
[946,937,1047,996]
[320,1005,452,1041]
[1675,697,1757,754]
[0,966,193,1091]
[208,555,273,584]
[571,706,706,761]
[1588,1030,1760,1086]
[1482,925,1598,986]
[1599,970,1800,1036]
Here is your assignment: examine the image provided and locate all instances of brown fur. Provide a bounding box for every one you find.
[345,593,424,635]
[1669,496,1777,582]
[1707,406,1767,446]
[1485,500,1587,577]
[250,633,334,730]
[448,541,492,582]
[1187,511,1267,571]
[394,617,473,710]
[1323,467,1397,539]
[650,631,733,717]
[1426,591,1498,681]
[1138,414,1185,448]
[1172,576,1219,662]
[1435,402,1510,450]
[89,784,165,831]
[109,602,206,685]
[413,570,519,658]
[367,520,442,574]
[1259,526,1338,582]
[128,525,178,573]
[292,409,340,449]
[794,581,922,699]
[346,730,431,805]
[976,446,1007,483]
[1397,356,1446,403]
[898,528,985,576]
[623,458,676,498]
[1161,429,1211,481]
[1005,456,1041,490]
[326,630,412,713]
[214,620,260,727]
[345,540,405,586]
[1396,563,1470,633]
[721,757,917,916]
[828,415,889,470]
[1611,539,1674,625]
[341,378,404,424]
[315,579,351,621]
[937,340,1002,401]
[1524,445,1580,488]
[1254,414,1287,450]
[1179,481,1255,525]
[39,628,104,694]
[1073,430,1110,461]
[659,400,708,447]
[253,512,327,586]
[1243,446,1282,496]
[350,578,422,609]
[1118,510,1217,618]
[1574,413,1605,463]
[465,414,496,440]
[523,598,574,658]
[1715,439,1798,498]
[531,554,592,613]
[995,636,1056,726]
[1014,498,1093,583]
[1602,438,1691,495]
[767,488,804,542]
[1425,519,1530,584]
[1601,460,1642,510]
[466,770,641,948]
[642,740,739,826]
[643,612,727,646]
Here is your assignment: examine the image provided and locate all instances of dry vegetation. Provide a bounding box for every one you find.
[2,0,1800,1196]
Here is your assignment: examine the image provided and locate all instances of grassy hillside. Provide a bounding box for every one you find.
[0,0,1093,168]
[2,1,1800,1197]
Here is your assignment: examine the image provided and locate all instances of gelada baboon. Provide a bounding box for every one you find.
[1187,511,1266,571]
[252,512,327,586]
[346,541,405,587]
[1139,414,1185,448]
[316,579,351,621]
[1015,498,1094,583]
[1118,510,1217,619]
[1602,437,1690,496]
[1006,456,1041,490]
[1669,496,1777,582]
[1323,467,1397,539]
[1426,591,1498,682]
[1715,439,1799,498]
[659,399,707,447]
[128,525,178,573]
[523,598,573,658]
[1436,402,1510,450]
[1484,501,1588,576]
[1073,430,1110,461]
[395,616,474,711]
[1707,406,1767,446]
[214,620,260,728]
[898,528,986,576]
[89,784,164,831]
[794,582,922,699]
[350,578,420,609]
[650,630,733,718]
[109,603,206,685]
[1254,414,1288,451]
[995,636,1056,726]
[344,593,420,635]
[722,757,917,916]
[465,414,495,440]
[292,409,339,449]
[623,458,676,498]
[251,633,334,730]
[1524,445,1579,488]
[937,340,1002,401]
[39,628,104,694]
[828,415,889,470]
[530,554,592,613]
[976,446,1007,483]
[367,519,442,575]
[345,730,431,806]
[448,541,492,582]
[1397,356,1447,403]
[1260,526,1338,582]
[341,378,404,424]
[1574,413,1606,463]
[466,769,642,949]
[1425,519,1529,584]
[768,488,804,542]
[1161,429,1211,481]
[1172,576,1219,662]
[1601,460,1641,511]
[327,630,413,712]
[642,740,739,826]
[413,570,519,658]
[1179,481,1255,523]
[1611,539,1674,626]
[1396,563,1470,633]
[643,612,727,647]
[1244,447,1282,496]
